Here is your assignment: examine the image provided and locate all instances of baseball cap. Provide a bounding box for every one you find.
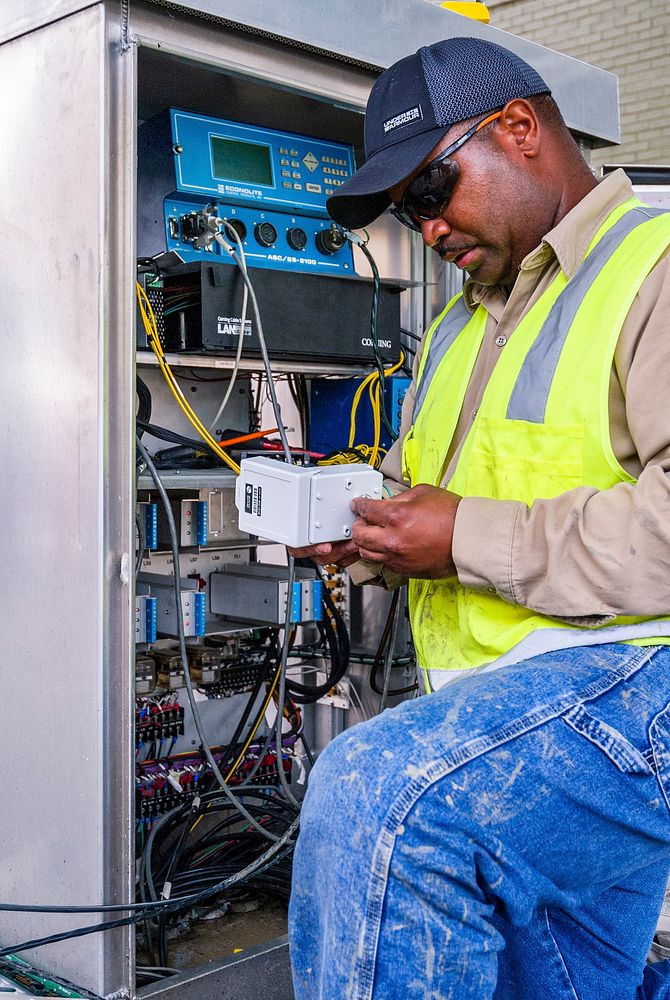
[327,36,550,229]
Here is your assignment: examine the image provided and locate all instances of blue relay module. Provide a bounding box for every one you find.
[138,109,356,276]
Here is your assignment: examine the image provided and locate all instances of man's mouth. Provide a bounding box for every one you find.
[438,244,479,268]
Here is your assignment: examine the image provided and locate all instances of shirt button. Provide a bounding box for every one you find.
[495,335,507,347]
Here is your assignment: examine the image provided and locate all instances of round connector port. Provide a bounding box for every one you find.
[286,227,308,252]
[254,221,278,248]
[224,218,247,242]
[315,226,346,256]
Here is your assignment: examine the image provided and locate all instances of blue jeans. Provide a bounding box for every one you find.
[289,643,670,999]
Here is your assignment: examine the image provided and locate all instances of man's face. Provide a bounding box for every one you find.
[388,119,541,288]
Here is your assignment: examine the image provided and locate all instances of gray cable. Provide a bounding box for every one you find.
[213,225,292,463]
[379,596,402,714]
[136,436,279,843]
[275,556,302,808]
[208,223,248,432]
[212,224,299,804]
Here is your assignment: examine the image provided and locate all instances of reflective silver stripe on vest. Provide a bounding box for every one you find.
[507,207,667,423]
[412,296,471,421]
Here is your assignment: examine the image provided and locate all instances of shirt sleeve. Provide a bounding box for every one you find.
[452,252,670,620]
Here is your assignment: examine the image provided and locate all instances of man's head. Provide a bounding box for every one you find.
[328,38,594,287]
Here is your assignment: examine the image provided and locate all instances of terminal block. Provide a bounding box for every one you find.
[148,485,244,548]
[136,501,158,550]
[135,694,184,750]
[209,562,323,626]
[138,573,206,638]
[135,737,294,825]
[135,595,157,644]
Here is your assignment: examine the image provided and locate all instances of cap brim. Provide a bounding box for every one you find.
[327,124,448,229]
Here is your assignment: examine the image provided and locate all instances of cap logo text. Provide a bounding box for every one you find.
[383,105,423,133]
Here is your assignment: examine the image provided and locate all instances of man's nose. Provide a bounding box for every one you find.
[420,214,452,247]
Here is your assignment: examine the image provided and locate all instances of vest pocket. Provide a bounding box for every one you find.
[563,704,655,775]
[463,417,584,503]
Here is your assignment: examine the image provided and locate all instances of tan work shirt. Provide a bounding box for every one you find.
[357,170,670,624]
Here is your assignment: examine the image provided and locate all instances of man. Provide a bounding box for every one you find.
[288,37,670,1000]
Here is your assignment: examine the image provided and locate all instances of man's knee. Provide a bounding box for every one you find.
[300,714,403,839]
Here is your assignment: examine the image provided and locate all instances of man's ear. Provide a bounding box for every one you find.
[495,99,541,160]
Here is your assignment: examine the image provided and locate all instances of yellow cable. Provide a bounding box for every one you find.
[225,664,283,781]
[348,370,378,449]
[136,283,240,474]
[137,285,237,472]
[347,351,406,459]
[369,378,381,469]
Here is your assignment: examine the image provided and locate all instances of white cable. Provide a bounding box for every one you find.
[210,217,291,461]
[208,221,248,432]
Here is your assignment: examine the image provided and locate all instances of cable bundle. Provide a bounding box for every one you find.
[139,789,298,967]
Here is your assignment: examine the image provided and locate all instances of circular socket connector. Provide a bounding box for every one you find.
[254,221,278,247]
[315,226,346,256]
[286,227,308,251]
[224,218,247,242]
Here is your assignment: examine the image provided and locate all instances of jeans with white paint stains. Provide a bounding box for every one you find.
[289,643,670,999]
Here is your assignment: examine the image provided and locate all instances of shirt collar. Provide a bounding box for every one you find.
[462,169,636,314]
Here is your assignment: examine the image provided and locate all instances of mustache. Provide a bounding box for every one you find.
[435,240,477,260]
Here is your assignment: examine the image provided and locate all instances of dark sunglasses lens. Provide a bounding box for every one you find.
[405,158,460,219]
[390,205,422,232]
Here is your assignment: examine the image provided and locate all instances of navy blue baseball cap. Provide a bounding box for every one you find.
[327,37,550,229]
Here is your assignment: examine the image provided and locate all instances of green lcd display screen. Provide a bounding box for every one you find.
[210,135,273,186]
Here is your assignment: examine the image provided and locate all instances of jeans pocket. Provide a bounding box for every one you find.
[649,702,670,809]
[563,704,655,775]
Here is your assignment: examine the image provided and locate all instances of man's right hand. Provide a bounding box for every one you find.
[287,539,360,568]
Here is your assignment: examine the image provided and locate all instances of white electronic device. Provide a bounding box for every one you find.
[235,457,383,547]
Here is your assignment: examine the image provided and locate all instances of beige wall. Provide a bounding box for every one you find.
[487,0,670,170]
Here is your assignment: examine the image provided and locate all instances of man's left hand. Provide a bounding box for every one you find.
[350,484,462,579]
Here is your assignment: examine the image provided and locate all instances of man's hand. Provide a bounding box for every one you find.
[287,538,360,568]
[350,483,461,578]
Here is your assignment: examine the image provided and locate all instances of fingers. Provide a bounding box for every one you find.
[286,538,360,568]
[328,539,360,562]
[350,521,392,558]
[287,542,334,559]
[350,497,390,526]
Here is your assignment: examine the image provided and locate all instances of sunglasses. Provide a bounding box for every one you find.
[390,110,503,232]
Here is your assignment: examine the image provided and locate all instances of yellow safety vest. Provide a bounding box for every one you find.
[402,199,670,674]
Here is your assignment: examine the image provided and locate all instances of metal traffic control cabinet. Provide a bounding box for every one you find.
[0,2,619,997]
